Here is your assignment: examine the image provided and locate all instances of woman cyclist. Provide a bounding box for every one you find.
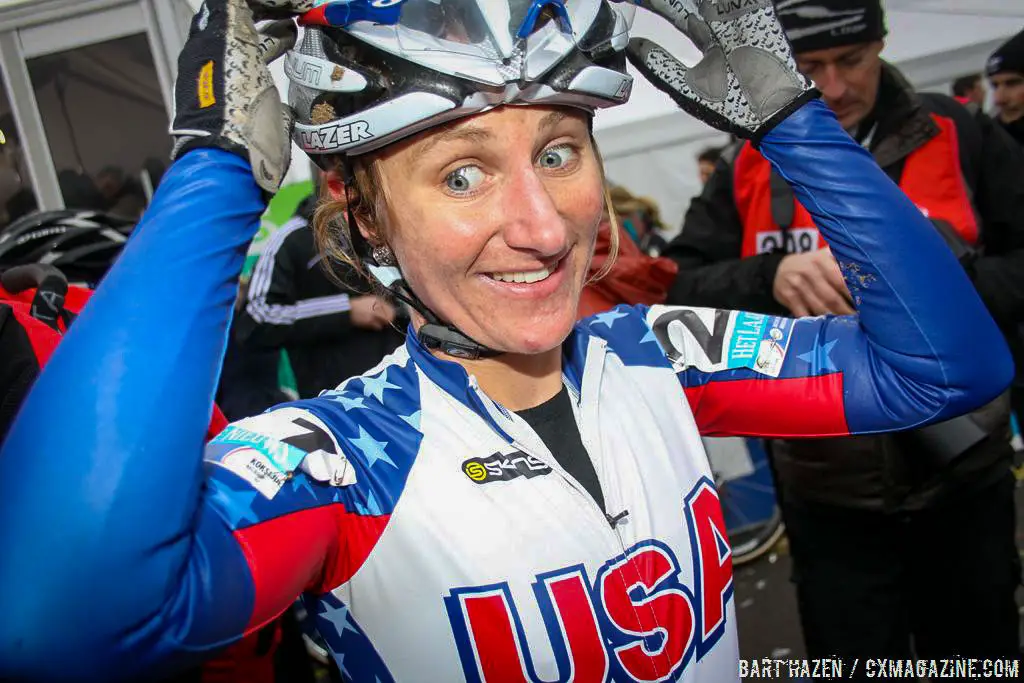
[0,1,1012,681]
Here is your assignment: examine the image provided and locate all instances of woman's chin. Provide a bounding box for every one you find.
[483,314,577,356]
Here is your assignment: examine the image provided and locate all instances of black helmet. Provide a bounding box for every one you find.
[0,210,133,286]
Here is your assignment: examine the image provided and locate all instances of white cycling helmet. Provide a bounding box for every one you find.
[286,0,636,359]
[288,0,636,159]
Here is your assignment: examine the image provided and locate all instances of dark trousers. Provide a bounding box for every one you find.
[780,474,1021,664]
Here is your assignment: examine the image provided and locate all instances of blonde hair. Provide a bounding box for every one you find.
[607,184,666,234]
[312,156,389,289]
[312,134,619,288]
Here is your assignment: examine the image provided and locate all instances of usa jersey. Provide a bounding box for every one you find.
[0,100,1012,683]
[205,306,770,682]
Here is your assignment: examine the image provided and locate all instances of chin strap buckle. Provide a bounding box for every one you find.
[418,323,499,360]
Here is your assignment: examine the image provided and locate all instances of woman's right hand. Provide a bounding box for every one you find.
[170,0,316,193]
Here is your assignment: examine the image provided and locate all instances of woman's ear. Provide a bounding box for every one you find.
[322,167,379,244]
[323,170,346,201]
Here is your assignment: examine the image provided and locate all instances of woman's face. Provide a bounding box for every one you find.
[373,105,604,355]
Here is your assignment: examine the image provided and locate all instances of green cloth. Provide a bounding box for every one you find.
[242,180,315,277]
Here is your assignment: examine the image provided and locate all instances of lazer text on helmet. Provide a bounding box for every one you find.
[299,121,373,151]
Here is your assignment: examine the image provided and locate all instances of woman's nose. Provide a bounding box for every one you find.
[499,167,569,257]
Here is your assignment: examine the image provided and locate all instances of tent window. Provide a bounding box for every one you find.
[26,33,168,220]
[0,72,37,229]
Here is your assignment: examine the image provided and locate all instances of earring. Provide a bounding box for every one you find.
[372,244,395,266]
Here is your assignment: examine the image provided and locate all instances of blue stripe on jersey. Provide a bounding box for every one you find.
[310,352,424,517]
[404,329,516,443]
[305,592,396,683]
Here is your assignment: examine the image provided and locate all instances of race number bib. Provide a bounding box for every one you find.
[755,227,819,254]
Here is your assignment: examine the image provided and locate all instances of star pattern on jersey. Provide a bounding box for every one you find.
[329,394,366,412]
[350,426,395,469]
[336,654,351,680]
[361,369,399,403]
[319,598,361,639]
[640,327,659,345]
[592,308,629,329]
[208,478,259,527]
[797,339,839,373]
[355,490,384,516]
[400,410,421,430]
[310,593,395,681]
[289,472,317,498]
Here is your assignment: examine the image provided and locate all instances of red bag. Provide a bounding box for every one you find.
[0,280,228,440]
[578,221,679,320]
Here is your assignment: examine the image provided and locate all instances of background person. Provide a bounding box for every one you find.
[235,194,403,399]
[608,184,670,256]
[696,145,723,186]
[987,28,1024,145]
[951,72,986,108]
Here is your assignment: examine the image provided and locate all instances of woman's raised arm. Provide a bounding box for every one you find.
[0,2,338,679]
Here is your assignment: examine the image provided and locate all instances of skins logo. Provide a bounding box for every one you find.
[462,451,552,484]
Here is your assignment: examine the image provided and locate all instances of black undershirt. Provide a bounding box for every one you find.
[516,386,606,513]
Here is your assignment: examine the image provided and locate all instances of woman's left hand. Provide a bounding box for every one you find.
[627,0,817,142]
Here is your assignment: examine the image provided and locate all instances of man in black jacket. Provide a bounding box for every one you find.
[664,0,1023,662]
[988,28,1024,146]
[236,195,405,399]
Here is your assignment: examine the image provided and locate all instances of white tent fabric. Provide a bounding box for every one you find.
[181,0,1024,230]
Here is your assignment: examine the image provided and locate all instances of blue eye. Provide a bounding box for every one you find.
[445,166,485,194]
[538,144,576,170]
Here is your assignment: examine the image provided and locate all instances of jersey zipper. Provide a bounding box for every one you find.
[575,335,674,680]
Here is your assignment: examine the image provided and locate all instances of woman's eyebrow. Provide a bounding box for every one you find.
[538,110,569,132]
[412,125,493,163]
[411,111,574,163]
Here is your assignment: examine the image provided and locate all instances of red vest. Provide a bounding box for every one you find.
[733,114,979,257]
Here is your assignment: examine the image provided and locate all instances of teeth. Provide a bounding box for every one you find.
[490,267,552,284]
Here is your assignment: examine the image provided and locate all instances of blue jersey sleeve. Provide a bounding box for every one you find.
[0,150,292,681]
[639,100,1012,437]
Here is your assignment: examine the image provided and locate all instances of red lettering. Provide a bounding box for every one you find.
[448,479,736,682]
[451,570,606,683]
[539,571,609,682]
[461,590,530,682]
[598,545,695,681]
[686,481,733,644]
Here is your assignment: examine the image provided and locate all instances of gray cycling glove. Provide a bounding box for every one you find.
[629,0,817,142]
[171,0,313,193]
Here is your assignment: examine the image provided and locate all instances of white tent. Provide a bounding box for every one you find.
[184,0,1024,230]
